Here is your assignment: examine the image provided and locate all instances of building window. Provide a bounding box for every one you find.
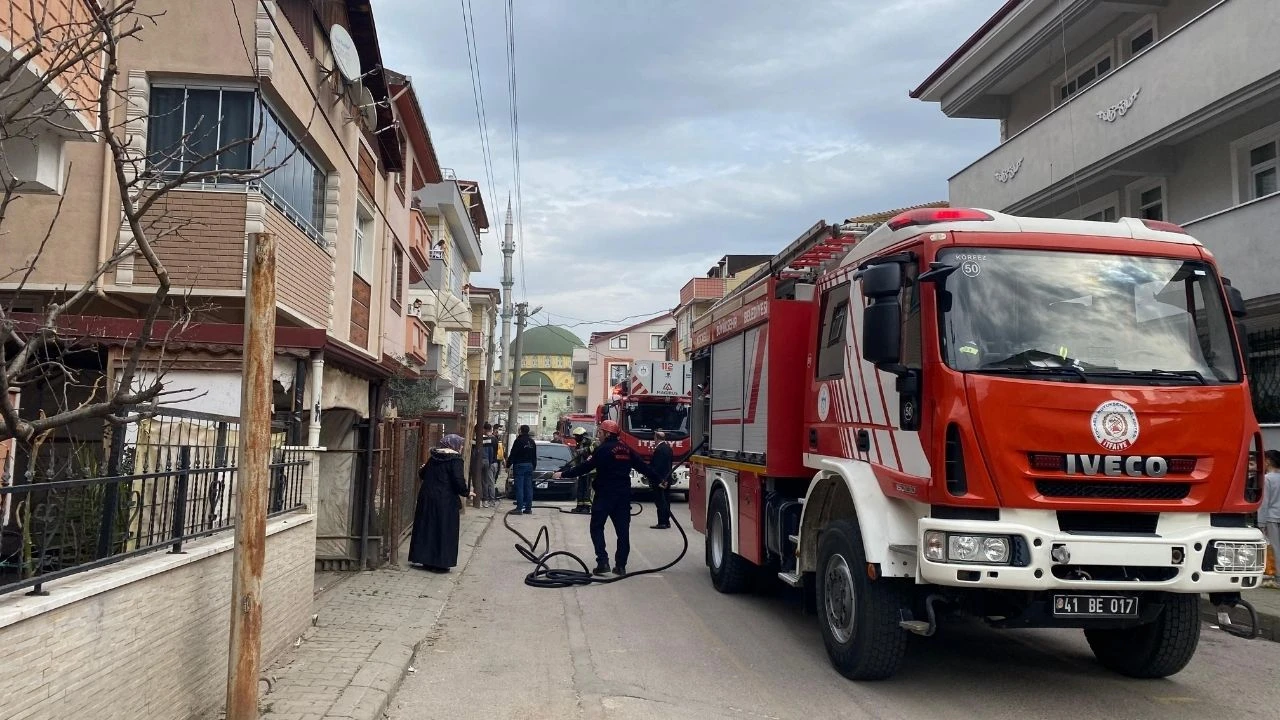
[1250,141,1278,199]
[391,244,404,310]
[1073,193,1119,223]
[650,334,667,351]
[1138,186,1164,221]
[610,336,628,350]
[1084,207,1117,222]
[354,204,374,279]
[146,85,326,244]
[1121,16,1158,61]
[1054,49,1113,105]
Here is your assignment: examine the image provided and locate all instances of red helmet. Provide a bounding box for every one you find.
[599,419,620,435]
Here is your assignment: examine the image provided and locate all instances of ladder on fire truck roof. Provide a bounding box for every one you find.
[715,219,876,309]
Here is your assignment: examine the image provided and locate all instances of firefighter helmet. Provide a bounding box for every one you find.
[572,426,587,437]
[599,419,621,435]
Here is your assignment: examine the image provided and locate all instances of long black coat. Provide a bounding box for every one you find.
[408,448,469,568]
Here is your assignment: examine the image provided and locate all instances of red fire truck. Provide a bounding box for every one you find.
[598,361,693,494]
[687,208,1267,681]
[558,413,598,448]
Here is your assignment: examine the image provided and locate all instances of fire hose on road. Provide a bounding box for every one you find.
[502,441,703,588]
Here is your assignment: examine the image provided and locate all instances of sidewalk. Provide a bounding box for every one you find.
[255,507,496,720]
[1200,586,1280,642]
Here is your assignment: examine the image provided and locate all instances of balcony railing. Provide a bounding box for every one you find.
[680,277,726,305]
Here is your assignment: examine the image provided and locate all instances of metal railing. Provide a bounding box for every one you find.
[0,409,308,596]
[1248,327,1280,424]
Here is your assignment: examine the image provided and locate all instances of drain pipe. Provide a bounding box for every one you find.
[307,352,324,447]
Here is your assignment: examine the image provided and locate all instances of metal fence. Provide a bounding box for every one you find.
[0,409,308,596]
[1248,328,1280,423]
[369,419,438,567]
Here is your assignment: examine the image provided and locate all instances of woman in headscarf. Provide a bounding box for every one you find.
[408,433,474,572]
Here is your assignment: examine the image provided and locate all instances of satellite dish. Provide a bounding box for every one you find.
[329,25,360,83]
[357,85,378,128]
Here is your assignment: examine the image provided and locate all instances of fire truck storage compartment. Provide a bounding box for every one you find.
[710,333,745,454]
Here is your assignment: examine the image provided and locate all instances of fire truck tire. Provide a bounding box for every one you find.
[816,518,908,681]
[707,489,753,594]
[1083,593,1200,678]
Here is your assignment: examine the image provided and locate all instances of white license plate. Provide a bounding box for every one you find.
[536,481,549,489]
[1052,594,1139,618]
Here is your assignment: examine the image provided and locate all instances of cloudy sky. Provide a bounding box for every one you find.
[372,0,1004,342]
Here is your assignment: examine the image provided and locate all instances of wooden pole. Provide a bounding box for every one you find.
[226,232,276,720]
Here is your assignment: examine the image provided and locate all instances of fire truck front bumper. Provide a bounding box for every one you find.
[915,510,1267,593]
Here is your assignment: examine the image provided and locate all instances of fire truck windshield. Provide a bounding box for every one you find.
[624,402,690,440]
[938,248,1240,384]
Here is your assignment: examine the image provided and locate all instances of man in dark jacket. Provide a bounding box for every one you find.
[648,431,674,530]
[506,425,538,514]
[555,420,656,575]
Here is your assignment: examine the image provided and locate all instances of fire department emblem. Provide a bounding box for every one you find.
[817,384,831,422]
[1091,400,1139,451]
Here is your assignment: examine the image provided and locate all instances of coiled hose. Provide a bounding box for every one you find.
[503,444,702,588]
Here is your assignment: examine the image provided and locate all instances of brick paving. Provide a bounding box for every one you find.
[254,508,496,720]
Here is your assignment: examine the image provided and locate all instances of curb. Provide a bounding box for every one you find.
[1199,596,1280,643]
[326,510,497,720]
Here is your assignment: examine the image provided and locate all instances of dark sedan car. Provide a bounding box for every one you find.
[505,441,577,500]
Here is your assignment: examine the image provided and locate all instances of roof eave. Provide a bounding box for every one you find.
[909,0,1025,101]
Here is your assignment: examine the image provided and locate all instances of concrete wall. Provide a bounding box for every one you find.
[1184,192,1280,312]
[0,514,316,720]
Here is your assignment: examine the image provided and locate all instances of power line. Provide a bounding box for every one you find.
[541,309,674,329]
[459,0,500,228]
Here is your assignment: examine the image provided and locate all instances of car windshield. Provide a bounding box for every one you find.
[535,443,573,471]
[624,402,690,439]
[938,248,1240,384]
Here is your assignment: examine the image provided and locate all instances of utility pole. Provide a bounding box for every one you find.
[504,302,540,439]
[227,233,276,720]
[504,303,528,440]
[499,200,515,389]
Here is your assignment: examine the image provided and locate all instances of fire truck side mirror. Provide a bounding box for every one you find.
[862,299,902,368]
[859,263,902,299]
[1224,282,1247,318]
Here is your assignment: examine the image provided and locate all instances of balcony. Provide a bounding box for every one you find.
[467,331,484,352]
[406,316,430,364]
[949,0,1280,213]
[408,207,433,271]
[1184,192,1280,306]
[680,277,726,305]
[129,189,331,327]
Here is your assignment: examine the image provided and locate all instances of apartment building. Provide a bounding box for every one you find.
[671,255,771,360]
[912,0,1280,427]
[913,0,1279,315]
[408,175,489,415]
[586,313,676,408]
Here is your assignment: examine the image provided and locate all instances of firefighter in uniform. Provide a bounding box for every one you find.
[564,426,596,514]
[555,419,657,575]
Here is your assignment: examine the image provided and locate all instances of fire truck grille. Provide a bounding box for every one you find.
[1036,481,1191,501]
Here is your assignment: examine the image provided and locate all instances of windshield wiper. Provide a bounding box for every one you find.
[971,365,1088,382]
[1079,368,1209,385]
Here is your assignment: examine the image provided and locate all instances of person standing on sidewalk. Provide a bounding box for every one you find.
[1261,450,1280,589]
[479,423,499,508]
[408,434,475,573]
[648,431,674,530]
[506,424,537,514]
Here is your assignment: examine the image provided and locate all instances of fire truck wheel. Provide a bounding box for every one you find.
[815,518,908,681]
[1083,593,1200,678]
[707,488,753,594]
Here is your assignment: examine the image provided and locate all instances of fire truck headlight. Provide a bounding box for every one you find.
[1212,541,1265,572]
[981,536,1011,564]
[925,531,946,561]
[948,535,981,562]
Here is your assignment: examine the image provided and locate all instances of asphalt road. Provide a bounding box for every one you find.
[387,501,1279,720]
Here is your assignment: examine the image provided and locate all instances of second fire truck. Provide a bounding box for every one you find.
[687,207,1268,681]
